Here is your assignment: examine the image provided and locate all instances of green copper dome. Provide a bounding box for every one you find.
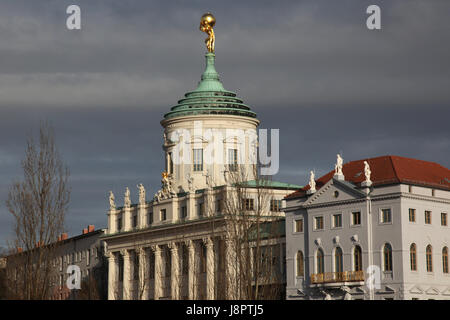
[163,53,257,120]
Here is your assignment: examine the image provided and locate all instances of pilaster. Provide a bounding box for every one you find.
[107,251,118,300]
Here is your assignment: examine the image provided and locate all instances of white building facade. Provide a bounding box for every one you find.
[102,49,300,300]
[285,155,450,300]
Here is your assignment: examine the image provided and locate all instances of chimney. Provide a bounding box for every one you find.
[82,228,88,234]
[61,233,68,240]
[17,247,23,253]
[88,225,95,233]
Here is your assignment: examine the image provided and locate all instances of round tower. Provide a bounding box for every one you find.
[160,52,260,192]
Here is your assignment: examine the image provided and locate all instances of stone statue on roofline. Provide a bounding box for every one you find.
[137,183,145,205]
[308,170,316,193]
[364,161,372,184]
[335,154,343,176]
[186,173,194,193]
[124,187,131,208]
[154,171,176,202]
[109,191,115,211]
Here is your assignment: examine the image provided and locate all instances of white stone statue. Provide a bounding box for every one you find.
[137,183,145,205]
[364,161,372,184]
[204,169,212,188]
[335,154,343,176]
[124,187,131,208]
[186,173,194,192]
[309,170,316,192]
[109,191,115,211]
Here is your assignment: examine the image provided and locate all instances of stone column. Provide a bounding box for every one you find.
[123,207,132,232]
[169,242,180,300]
[186,240,196,299]
[188,194,196,220]
[138,247,149,300]
[224,237,237,300]
[138,204,147,229]
[108,210,117,234]
[214,239,221,298]
[107,252,118,300]
[122,249,133,300]
[151,245,162,300]
[204,237,215,300]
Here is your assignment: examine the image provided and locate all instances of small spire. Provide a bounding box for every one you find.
[194,53,225,92]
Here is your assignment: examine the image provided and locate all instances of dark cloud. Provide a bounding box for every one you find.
[0,0,449,246]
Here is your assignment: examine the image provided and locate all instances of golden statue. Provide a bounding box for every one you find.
[200,12,216,53]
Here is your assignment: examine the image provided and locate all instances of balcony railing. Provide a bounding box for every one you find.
[310,271,364,284]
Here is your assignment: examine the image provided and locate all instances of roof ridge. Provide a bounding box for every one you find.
[389,155,401,182]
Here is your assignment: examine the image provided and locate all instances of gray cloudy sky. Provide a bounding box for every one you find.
[0,0,449,248]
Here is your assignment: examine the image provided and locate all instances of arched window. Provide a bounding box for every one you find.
[354,245,362,271]
[383,243,393,272]
[410,244,417,271]
[335,247,343,273]
[317,248,324,274]
[443,247,449,274]
[426,245,433,272]
[296,251,304,277]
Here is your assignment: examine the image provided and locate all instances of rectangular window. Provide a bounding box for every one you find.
[315,216,324,230]
[148,212,153,225]
[118,256,124,282]
[243,198,254,211]
[294,219,303,233]
[86,250,90,266]
[216,199,222,213]
[198,202,204,217]
[409,208,416,222]
[180,206,187,219]
[193,148,203,172]
[149,254,155,279]
[425,211,432,224]
[381,208,392,223]
[441,213,447,226]
[333,214,342,228]
[352,211,361,225]
[160,209,167,221]
[228,149,238,172]
[117,217,123,231]
[168,152,174,174]
[134,253,139,280]
[270,199,282,212]
[132,215,137,228]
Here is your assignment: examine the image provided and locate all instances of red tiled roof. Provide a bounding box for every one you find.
[285,155,450,199]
